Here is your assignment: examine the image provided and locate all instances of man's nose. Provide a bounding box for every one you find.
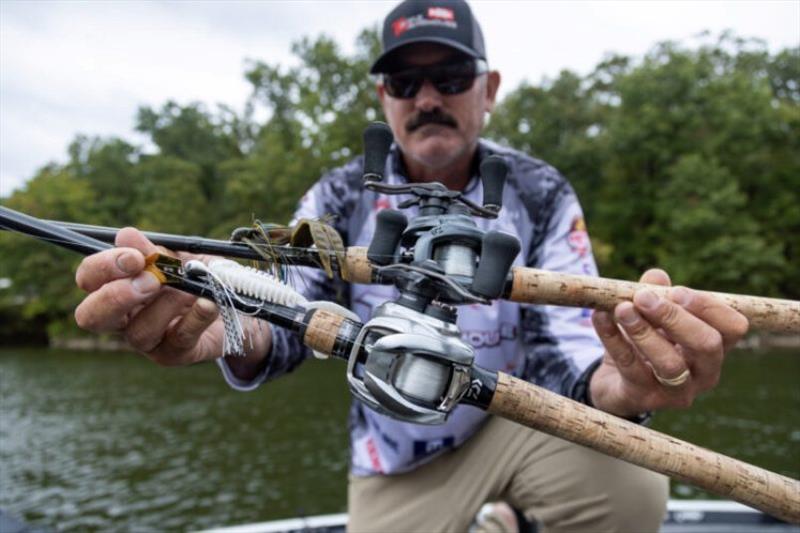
[414,79,443,111]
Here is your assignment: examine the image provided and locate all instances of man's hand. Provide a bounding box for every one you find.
[589,269,749,418]
[74,227,271,375]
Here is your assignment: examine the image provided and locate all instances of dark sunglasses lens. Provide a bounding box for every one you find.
[384,60,481,98]
[432,75,474,95]
[432,61,478,94]
[386,74,421,98]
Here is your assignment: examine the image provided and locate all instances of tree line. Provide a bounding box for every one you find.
[1,30,797,343]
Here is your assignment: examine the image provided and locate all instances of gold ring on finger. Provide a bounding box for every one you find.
[653,368,691,387]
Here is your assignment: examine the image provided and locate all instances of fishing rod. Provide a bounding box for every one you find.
[1,202,799,522]
[9,217,798,334]
[0,205,358,358]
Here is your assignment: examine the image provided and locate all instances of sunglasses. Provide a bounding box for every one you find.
[382,59,489,99]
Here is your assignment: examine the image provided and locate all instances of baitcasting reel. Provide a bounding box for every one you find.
[345,122,520,424]
[362,122,521,308]
[347,301,474,424]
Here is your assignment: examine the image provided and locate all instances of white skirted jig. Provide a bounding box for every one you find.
[207,259,307,307]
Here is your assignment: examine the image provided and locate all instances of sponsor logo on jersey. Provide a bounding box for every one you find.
[375,197,391,211]
[380,431,399,452]
[567,216,590,257]
[365,437,384,473]
[579,307,593,327]
[462,322,517,348]
[413,436,455,458]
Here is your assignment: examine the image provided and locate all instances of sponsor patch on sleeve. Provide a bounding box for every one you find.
[567,216,590,257]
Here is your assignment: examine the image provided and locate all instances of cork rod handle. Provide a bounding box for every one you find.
[488,372,800,523]
[508,267,800,333]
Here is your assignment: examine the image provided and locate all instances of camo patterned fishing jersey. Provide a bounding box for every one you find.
[218,140,605,475]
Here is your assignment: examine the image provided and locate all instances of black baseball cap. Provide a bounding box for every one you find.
[370,0,486,74]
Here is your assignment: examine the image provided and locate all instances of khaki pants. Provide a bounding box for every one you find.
[348,415,668,533]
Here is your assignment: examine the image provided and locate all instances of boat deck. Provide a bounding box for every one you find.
[199,500,799,533]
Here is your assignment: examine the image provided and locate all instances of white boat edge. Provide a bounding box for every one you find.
[196,500,767,533]
[198,512,349,533]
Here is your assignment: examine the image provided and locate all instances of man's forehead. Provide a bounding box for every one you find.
[385,43,470,70]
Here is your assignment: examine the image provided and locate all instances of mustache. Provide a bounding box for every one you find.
[405,109,458,132]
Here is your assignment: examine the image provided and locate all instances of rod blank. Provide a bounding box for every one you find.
[0,207,112,256]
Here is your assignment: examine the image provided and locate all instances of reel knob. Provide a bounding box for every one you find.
[368,209,408,266]
[363,122,394,182]
[471,230,520,299]
[479,155,509,213]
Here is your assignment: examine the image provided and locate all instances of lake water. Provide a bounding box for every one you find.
[1,348,798,531]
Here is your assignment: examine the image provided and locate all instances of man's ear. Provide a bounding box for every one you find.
[483,71,501,113]
[376,82,386,104]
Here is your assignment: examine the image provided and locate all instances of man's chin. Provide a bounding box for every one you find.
[407,141,466,169]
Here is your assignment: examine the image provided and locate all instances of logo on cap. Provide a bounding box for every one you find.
[428,7,454,20]
[392,17,411,36]
[391,6,458,37]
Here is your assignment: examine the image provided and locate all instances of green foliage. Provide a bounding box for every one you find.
[226,29,381,228]
[0,167,96,342]
[136,101,244,204]
[654,155,784,294]
[132,155,210,234]
[489,35,798,297]
[1,30,797,344]
[67,136,138,225]
[486,70,608,219]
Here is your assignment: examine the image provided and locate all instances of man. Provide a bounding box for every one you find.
[73,1,749,531]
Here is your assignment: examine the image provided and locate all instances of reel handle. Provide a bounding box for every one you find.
[471,231,520,299]
[368,209,408,266]
[479,155,508,212]
[363,122,394,182]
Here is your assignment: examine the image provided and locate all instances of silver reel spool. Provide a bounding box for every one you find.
[346,302,475,424]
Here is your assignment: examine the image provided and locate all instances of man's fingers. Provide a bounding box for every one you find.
[114,227,161,255]
[592,310,654,384]
[615,301,689,385]
[75,228,164,293]
[74,272,163,332]
[633,290,723,355]
[592,311,636,367]
[124,289,197,353]
[76,248,146,292]
[639,268,671,287]
[669,287,749,351]
[163,298,219,352]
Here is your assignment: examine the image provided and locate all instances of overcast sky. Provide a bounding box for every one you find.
[1,0,798,198]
